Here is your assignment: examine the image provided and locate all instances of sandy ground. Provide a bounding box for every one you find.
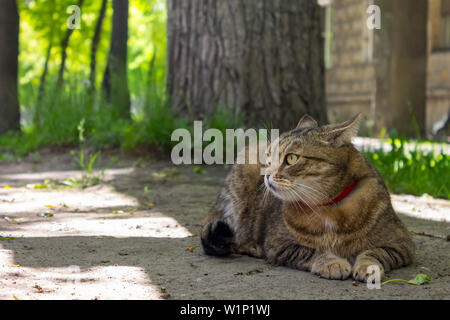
[0,150,448,300]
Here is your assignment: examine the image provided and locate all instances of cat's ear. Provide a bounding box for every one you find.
[295,115,318,130]
[321,113,362,146]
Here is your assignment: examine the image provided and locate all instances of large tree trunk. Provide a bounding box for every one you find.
[374,0,428,137]
[102,0,131,119]
[167,0,327,131]
[0,0,20,134]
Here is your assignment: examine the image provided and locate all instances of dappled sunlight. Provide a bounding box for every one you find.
[392,194,450,222]
[1,212,192,238]
[0,246,162,300]
[0,184,138,215]
[0,167,135,186]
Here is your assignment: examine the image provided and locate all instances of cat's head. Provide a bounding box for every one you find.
[264,113,362,205]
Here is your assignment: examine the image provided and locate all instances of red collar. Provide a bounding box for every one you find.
[299,181,357,208]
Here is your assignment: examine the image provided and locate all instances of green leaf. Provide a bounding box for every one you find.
[382,273,431,286]
[407,273,430,285]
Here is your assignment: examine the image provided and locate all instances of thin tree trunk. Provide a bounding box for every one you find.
[0,0,20,134]
[57,0,84,89]
[34,39,53,126]
[145,49,157,106]
[167,0,327,131]
[89,0,108,92]
[102,0,131,119]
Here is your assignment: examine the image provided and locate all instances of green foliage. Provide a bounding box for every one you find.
[365,133,449,199]
[2,0,448,205]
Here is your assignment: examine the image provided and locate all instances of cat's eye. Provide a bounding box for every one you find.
[285,154,298,165]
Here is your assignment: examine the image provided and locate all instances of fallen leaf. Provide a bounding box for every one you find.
[4,216,24,223]
[39,211,53,218]
[381,273,431,286]
[33,284,44,293]
[407,273,431,285]
[153,172,170,179]
[33,184,48,189]
[9,265,21,267]
[246,268,263,275]
[4,185,10,190]
[146,201,155,208]
[13,295,20,300]
[186,246,198,253]
[45,205,55,209]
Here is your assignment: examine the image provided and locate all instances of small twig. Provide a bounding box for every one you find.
[409,230,449,241]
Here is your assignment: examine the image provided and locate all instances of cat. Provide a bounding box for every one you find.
[200,113,414,282]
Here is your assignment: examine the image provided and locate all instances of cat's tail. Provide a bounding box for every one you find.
[201,220,235,256]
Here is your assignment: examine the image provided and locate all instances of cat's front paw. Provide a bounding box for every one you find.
[311,258,351,280]
[352,260,385,282]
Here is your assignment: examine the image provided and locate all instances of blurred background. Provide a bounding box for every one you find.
[0,0,448,199]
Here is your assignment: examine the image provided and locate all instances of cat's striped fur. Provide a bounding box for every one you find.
[201,114,414,281]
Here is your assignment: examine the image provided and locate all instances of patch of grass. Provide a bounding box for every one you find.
[365,133,449,199]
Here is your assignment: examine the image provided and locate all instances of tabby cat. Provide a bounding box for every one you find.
[201,114,414,282]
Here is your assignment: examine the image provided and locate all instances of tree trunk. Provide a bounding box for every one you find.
[167,0,327,131]
[89,0,108,92]
[102,0,131,119]
[57,0,84,89]
[374,0,428,138]
[0,0,20,134]
[34,39,53,126]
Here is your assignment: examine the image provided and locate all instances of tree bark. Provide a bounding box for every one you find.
[167,0,327,131]
[374,0,428,137]
[102,0,131,119]
[0,0,20,134]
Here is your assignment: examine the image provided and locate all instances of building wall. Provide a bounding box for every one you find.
[324,0,376,135]
[324,0,450,136]
[427,51,450,132]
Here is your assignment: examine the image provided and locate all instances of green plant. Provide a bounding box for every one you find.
[364,132,449,199]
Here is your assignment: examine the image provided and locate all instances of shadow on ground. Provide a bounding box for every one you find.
[0,153,449,299]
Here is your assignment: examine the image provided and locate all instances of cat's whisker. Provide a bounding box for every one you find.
[293,182,328,202]
[283,188,307,216]
[289,186,322,219]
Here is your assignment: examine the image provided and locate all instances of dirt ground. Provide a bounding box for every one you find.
[0,150,448,300]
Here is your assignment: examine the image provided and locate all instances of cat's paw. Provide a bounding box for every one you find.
[352,260,385,283]
[311,258,351,280]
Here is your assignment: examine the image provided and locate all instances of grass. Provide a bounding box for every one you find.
[0,79,448,200]
[0,76,241,159]
[364,133,449,199]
